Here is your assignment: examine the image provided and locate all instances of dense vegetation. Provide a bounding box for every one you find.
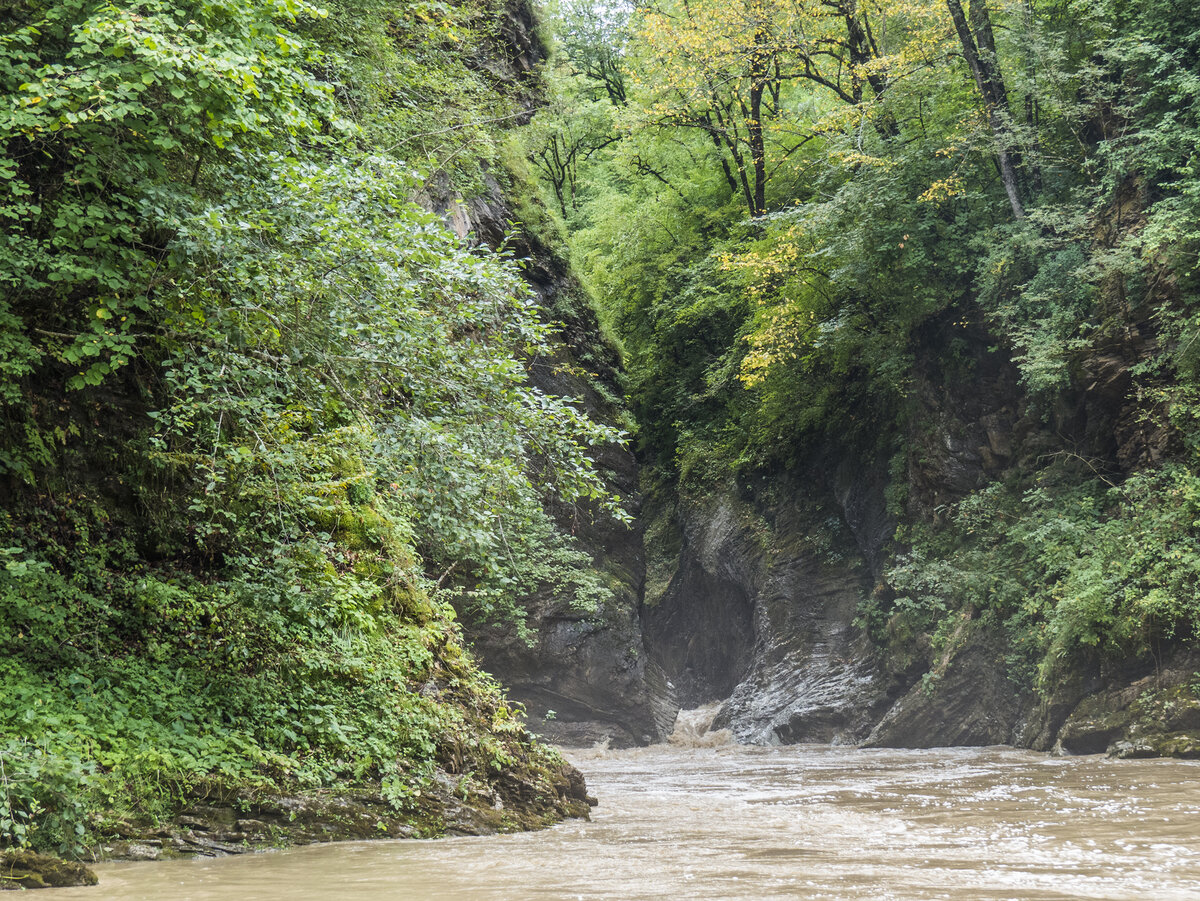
[8,0,1200,860]
[0,0,619,855]
[527,0,1200,690]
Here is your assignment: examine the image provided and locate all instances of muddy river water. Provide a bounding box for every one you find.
[37,723,1200,900]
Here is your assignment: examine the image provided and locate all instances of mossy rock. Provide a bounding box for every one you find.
[1057,704,1135,755]
[1,851,98,890]
[1110,733,1200,759]
[1057,672,1200,757]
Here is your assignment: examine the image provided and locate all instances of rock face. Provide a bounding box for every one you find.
[642,496,756,708]
[470,234,676,747]
[0,851,97,890]
[632,314,1200,758]
[641,475,1200,758]
[863,621,1034,748]
[644,475,894,745]
[634,324,1030,748]
[903,318,1030,520]
[431,162,676,748]
[1044,652,1200,758]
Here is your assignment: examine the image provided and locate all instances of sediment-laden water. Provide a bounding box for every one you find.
[36,712,1200,900]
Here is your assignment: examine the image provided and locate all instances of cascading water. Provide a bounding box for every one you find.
[666,701,733,748]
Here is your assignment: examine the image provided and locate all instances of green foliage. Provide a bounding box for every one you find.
[550,0,630,107]
[537,0,1200,472]
[0,738,92,855]
[0,0,330,401]
[873,464,1200,689]
[308,0,532,191]
[0,0,625,855]
[0,472,542,852]
[144,149,624,581]
[532,0,1200,698]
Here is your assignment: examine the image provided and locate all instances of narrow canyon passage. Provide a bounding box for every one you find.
[36,718,1200,900]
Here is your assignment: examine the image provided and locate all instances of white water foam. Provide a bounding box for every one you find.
[668,701,734,747]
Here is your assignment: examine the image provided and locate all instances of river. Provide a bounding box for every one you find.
[35,715,1200,900]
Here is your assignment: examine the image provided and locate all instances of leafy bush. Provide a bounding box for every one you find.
[875,464,1200,690]
[0,0,627,854]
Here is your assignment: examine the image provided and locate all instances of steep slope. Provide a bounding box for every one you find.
[440,178,677,747]
[0,0,632,858]
[527,0,1200,759]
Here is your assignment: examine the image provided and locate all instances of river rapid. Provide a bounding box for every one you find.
[36,711,1200,900]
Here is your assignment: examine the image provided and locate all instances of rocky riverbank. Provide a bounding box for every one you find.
[2,751,593,888]
[92,754,594,863]
[1,852,97,890]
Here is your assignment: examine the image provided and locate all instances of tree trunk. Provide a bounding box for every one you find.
[946,0,1025,219]
[842,1,898,138]
[748,82,766,215]
[712,103,757,215]
[746,27,770,216]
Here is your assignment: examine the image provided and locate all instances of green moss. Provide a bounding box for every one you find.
[641,500,682,608]
[0,851,97,889]
[1144,733,1200,758]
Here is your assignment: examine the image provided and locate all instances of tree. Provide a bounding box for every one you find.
[0,0,328,409]
[945,0,1025,218]
[553,0,634,106]
[526,93,619,217]
[632,0,899,215]
[0,0,626,854]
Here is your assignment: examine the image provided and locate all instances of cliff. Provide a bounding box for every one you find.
[438,170,677,747]
[637,307,1200,759]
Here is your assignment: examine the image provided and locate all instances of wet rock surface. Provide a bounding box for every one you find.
[1049,654,1200,759]
[643,496,756,708]
[94,756,593,862]
[1,851,97,890]
[645,478,894,745]
[713,555,889,745]
[861,634,1200,759]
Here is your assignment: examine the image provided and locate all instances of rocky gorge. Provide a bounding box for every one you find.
[7,0,1200,888]
[411,0,1200,775]
[492,290,1200,762]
